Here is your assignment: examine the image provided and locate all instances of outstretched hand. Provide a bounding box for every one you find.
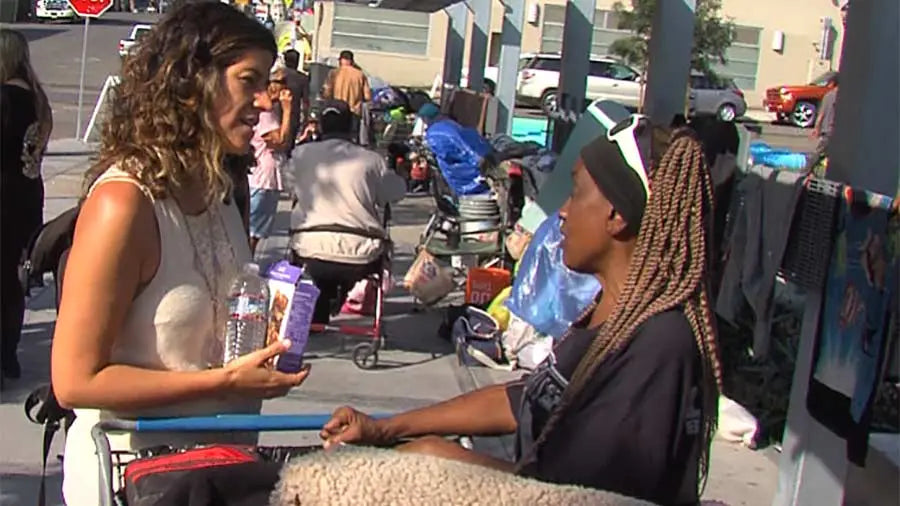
[223,339,309,399]
[320,406,393,449]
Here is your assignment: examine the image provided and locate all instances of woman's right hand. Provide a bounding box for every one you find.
[320,406,393,449]
[223,339,309,399]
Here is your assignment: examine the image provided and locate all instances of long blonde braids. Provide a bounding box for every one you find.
[515,128,723,492]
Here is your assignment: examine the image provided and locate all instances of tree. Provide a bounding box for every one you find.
[609,0,736,77]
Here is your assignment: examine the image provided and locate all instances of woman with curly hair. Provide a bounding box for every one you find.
[321,118,722,505]
[50,3,309,503]
[1,28,53,382]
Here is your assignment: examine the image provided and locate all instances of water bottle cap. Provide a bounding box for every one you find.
[244,262,261,275]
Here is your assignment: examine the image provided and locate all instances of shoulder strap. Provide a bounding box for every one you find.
[25,385,75,506]
[88,168,155,201]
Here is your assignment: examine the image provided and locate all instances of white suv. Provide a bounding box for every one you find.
[518,54,642,113]
[34,0,76,21]
[459,53,642,113]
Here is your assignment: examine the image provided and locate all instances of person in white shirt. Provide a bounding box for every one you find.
[286,100,405,324]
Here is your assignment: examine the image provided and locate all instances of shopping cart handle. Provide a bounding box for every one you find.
[124,413,391,432]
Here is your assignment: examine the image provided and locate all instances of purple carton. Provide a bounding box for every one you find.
[265,260,320,373]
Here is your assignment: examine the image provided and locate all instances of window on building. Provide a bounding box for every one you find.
[331,3,430,56]
[540,6,763,92]
[540,5,630,57]
[713,25,762,91]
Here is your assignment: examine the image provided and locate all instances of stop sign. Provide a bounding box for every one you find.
[68,0,113,17]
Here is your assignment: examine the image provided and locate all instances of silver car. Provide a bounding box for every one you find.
[689,73,747,122]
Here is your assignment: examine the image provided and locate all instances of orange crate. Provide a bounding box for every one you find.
[465,267,511,307]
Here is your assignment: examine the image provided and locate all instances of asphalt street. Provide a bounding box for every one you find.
[16,12,157,140]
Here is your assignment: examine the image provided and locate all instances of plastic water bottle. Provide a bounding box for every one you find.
[224,263,270,364]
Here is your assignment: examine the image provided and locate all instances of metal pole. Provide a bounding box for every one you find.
[642,0,695,125]
[75,16,91,139]
[495,0,524,136]
[550,0,595,153]
[441,2,468,89]
[465,0,491,93]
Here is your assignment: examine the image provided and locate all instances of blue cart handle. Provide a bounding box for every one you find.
[109,413,393,432]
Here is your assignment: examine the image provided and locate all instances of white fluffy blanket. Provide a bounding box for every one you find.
[270,446,656,506]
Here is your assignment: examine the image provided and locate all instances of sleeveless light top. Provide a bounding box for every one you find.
[62,168,260,505]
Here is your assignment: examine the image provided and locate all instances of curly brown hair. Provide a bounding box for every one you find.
[85,1,276,204]
[517,127,722,494]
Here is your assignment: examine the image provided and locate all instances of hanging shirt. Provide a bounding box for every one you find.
[248,110,282,191]
[506,309,705,505]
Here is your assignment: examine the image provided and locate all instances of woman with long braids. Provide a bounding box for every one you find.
[321,117,722,505]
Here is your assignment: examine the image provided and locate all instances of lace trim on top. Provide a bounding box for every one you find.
[184,207,236,366]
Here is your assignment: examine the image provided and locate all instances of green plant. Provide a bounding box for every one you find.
[609,0,736,78]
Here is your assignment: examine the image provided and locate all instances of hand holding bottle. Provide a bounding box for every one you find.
[223,339,310,399]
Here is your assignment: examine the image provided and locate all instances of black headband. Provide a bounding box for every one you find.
[579,135,648,235]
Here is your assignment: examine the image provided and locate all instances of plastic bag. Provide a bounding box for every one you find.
[501,312,553,369]
[505,212,601,338]
[486,286,512,331]
[403,250,454,305]
[716,395,759,447]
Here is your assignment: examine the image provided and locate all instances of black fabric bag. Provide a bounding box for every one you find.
[123,445,262,506]
[18,205,80,297]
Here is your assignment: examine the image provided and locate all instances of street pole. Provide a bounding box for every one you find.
[75,16,90,139]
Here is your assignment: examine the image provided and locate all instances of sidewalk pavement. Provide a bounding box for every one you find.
[0,139,779,506]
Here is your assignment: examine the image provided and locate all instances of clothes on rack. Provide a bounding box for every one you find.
[715,166,807,359]
[806,189,899,465]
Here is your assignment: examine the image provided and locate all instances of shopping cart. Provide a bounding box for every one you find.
[91,413,389,506]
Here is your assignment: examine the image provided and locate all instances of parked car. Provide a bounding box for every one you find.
[34,0,76,22]
[688,72,747,122]
[459,53,535,95]
[518,54,642,113]
[118,24,153,59]
[460,53,641,113]
[763,71,838,128]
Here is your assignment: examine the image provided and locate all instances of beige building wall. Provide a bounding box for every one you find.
[313,1,449,88]
[719,0,844,105]
[316,0,845,105]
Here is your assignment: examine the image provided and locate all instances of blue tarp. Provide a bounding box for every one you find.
[425,119,492,196]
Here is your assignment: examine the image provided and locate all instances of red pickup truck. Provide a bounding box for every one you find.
[762,71,838,128]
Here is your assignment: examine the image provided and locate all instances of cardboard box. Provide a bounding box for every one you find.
[465,267,511,307]
[265,260,320,373]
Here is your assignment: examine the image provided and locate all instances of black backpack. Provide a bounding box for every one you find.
[20,205,80,506]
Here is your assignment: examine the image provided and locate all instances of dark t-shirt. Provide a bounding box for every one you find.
[507,310,704,506]
[284,68,309,154]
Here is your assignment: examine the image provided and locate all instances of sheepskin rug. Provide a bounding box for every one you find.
[270,446,656,506]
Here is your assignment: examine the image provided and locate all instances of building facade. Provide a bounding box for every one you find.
[312,0,845,106]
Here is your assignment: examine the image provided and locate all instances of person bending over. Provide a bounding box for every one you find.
[285,101,404,324]
[320,118,722,506]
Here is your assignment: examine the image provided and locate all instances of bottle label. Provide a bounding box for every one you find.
[229,295,267,321]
